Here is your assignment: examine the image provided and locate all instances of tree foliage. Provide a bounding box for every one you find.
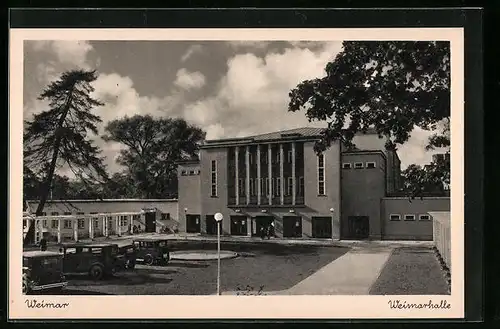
[289,41,450,152]
[23,69,108,245]
[401,153,450,198]
[102,115,206,198]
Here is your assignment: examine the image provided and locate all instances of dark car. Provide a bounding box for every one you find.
[117,244,138,270]
[60,243,127,280]
[23,251,67,294]
[133,238,170,266]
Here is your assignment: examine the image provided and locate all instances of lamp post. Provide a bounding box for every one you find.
[329,208,335,241]
[214,212,223,295]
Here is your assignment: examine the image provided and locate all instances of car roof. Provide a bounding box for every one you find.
[23,251,62,258]
[61,242,118,248]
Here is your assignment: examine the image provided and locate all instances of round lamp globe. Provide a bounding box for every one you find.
[214,213,223,222]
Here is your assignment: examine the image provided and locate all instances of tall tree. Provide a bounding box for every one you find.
[289,41,450,152]
[23,69,108,245]
[102,115,206,198]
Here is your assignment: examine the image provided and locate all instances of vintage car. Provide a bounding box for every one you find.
[118,244,138,269]
[133,238,170,266]
[60,243,129,280]
[23,251,67,294]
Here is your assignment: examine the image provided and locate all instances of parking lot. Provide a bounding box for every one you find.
[41,241,349,295]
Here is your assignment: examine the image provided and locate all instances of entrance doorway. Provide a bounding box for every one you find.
[347,216,369,239]
[230,216,247,236]
[144,212,156,233]
[252,216,274,237]
[311,217,332,238]
[283,216,302,238]
[205,215,217,235]
[186,214,201,233]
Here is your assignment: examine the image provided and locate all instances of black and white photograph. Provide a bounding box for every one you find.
[9,26,465,320]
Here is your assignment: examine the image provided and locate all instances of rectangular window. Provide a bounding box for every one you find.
[41,212,47,216]
[42,220,47,228]
[404,214,416,221]
[276,152,280,164]
[51,220,58,228]
[189,170,195,175]
[63,220,72,229]
[238,178,245,196]
[120,216,128,226]
[161,213,171,221]
[51,212,59,216]
[287,177,293,196]
[298,177,304,196]
[133,214,140,221]
[77,212,84,216]
[287,150,293,163]
[249,153,253,165]
[354,162,364,169]
[262,178,269,196]
[419,214,431,221]
[94,219,99,229]
[78,219,85,229]
[389,214,401,221]
[342,163,352,169]
[210,160,217,197]
[64,212,72,216]
[318,153,326,195]
[366,162,376,169]
[181,170,188,176]
[275,177,281,197]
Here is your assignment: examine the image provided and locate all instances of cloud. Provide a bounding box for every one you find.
[182,41,343,138]
[227,41,272,49]
[173,68,206,90]
[181,44,203,62]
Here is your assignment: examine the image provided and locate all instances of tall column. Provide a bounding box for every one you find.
[89,216,94,240]
[73,218,78,242]
[257,144,261,205]
[268,144,272,205]
[245,146,250,205]
[280,143,284,205]
[235,147,240,205]
[116,216,121,236]
[36,220,41,244]
[292,142,296,205]
[57,217,62,243]
[103,216,108,237]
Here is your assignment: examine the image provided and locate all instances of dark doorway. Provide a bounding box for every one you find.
[144,212,156,233]
[230,216,247,236]
[252,216,274,237]
[283,216,302,238]
[186,214,201,233]
[311,217,332,238]
[347,216,370,239]
[205,215,217,235]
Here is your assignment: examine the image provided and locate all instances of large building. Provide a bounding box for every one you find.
[177,127,450,240]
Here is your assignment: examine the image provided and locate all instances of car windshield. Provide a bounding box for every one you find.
[158,241,166,247]
[40,257,61,269]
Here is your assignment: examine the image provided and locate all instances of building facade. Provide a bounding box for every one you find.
[26,199,178,241]
[177,128,450,240]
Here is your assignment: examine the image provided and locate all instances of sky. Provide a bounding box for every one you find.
[23,40,441,176]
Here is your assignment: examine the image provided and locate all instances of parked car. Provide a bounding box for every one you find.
[23,251,67,294]
[133,238,170,266]
[118,244,138,269]
[60,243,128,280]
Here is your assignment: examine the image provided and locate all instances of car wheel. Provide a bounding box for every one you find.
[144,254,154,266]
[89,265,104,280]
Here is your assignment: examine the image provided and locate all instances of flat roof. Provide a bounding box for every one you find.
[23,251,61,258]
[27,198,178,203]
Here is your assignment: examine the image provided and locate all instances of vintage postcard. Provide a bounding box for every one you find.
[9,27,464,319]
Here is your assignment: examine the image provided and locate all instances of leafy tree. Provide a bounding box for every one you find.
[289,41,450,153]
[401,153,450,199]
[102,115,205,198]
[23,69,108,245]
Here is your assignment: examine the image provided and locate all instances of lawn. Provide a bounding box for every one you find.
[369,247,450,295]
[62,241,350,295]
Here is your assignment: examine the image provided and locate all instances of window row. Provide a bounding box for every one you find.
[181,169,200,176]
[343,162,376,169]
[29,213,171,229]
[244,150,298,165]
[389,214,431,221]
[236,177,305,197]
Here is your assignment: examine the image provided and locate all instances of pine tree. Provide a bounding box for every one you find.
[23,69,108,245]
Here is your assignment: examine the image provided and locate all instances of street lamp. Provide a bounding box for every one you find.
[214,212,223,295]
[329,208,335,241]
